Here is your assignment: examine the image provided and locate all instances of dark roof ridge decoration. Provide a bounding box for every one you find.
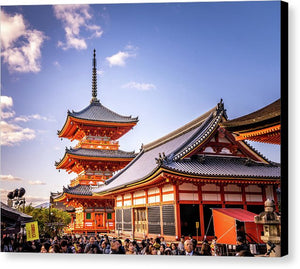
[91,49,99,104]
[143,104,219,152]
[221,99,280,132]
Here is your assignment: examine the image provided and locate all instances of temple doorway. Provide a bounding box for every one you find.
[180,204,200,237]
[95,213,104,228]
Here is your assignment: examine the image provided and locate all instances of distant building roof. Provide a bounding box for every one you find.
[1,202,33,222]
[221,99,280,133]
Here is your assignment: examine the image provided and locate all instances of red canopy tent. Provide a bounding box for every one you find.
[212,208,264,245]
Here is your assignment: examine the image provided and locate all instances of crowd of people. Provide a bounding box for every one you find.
[1,233,254,256]
[1,233,215,255]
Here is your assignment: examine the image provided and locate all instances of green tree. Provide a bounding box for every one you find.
[23,204,71,237]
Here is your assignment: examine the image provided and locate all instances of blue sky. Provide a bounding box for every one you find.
[1,1,281,206]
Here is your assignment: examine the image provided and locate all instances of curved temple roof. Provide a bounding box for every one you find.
[221,99,280,133]
[55,147,137,168]
[93,100,280,195]
[68,100,138,124]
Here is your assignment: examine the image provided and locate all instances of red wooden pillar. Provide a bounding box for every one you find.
[261,184,266,202]
[241,184,247,210]
[159,186,163,236]
[198,184,205,239]
[220,184,225,208]
[175,183,181,238]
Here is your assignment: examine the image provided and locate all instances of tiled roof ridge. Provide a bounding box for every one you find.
[161,157,280,179]
[172,105,224,161]
[143,105,218,152]
[63,184,93,196]
[66,147,136,156]
[171,155,279,167]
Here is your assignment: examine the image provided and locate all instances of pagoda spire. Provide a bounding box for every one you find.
[91,49,99,103]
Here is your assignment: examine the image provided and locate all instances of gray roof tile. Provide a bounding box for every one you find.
[63,185,93,196]
[66,147,136,159]
[69,101,138,123]
[163,157,280,178]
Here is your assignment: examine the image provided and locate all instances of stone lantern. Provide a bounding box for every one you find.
[254,199,281,257]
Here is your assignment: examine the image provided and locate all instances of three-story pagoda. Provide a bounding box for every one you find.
[53,50,138,234]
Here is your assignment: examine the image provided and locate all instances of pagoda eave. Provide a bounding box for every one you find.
[56,152,134,170]
[58,116,137,140]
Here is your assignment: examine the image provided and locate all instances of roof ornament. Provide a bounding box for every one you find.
[91,49,99,103]
[155,152,167,165]
[217,98,228,119]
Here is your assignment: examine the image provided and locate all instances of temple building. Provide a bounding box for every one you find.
[93,100,280,241]
[221,99,280,144]
[52,50,138,234]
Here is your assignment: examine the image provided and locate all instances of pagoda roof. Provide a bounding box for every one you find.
[221,99,280,133]
[92,100,280,195]
[63,184,93,196]
[65,147,136,158]
[55,147,136,168]
[52,185,92,202]
[69,100,138,123]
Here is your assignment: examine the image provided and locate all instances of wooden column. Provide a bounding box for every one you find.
[220,184,225,208]
[241,185,247,210]
[175,184,181,238]
[159,186,163,236]
[198,184,205,239]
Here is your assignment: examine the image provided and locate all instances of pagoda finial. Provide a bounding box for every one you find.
[91,49,99,103]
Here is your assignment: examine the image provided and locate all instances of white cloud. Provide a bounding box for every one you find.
[25,195,49,206]
[0,120,36,146]
[106,51,136,67]
[106,44,137,67]
[0,189,10,202]
[14,114,53,122]
[0,10,46,73]
[1,189,48,206]
[1,96,16,119]
[28,180,46,185]
[122,81,156,91]
[0,96,13,109]
[0,96,54,146]
[0,174,23,181]
[53,5,102,50]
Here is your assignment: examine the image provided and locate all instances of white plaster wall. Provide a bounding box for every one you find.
[179,183,198,191]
